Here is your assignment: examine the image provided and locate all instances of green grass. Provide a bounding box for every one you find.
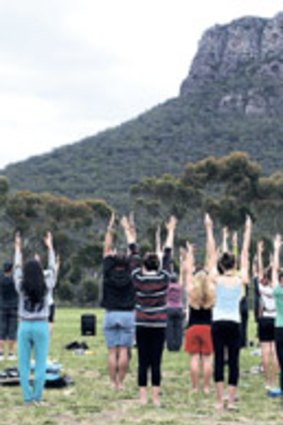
[0,308,283,424]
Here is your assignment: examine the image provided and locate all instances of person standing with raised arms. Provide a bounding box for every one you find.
[271,234,283,396]
[205,213,252,411]
[14,231,56,405]
[101,212,139,391]
[128,215,176,406]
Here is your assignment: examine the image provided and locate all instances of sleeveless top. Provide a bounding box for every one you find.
[188,306,212,326]
[213,276,242,323]
[274,284,283,327]
[258,283,276,319]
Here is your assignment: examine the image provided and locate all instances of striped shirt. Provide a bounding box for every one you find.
[132,268,170,328]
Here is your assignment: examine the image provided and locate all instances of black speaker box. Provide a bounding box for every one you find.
[81,314,96,336]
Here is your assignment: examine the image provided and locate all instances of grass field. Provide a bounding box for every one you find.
[0,308,283,425]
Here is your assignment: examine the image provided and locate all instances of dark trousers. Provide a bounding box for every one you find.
[166,308,184,352]
[240,299,249,348]
[275,327,283,391]
[212,321,241,386]
[136,327,166,387]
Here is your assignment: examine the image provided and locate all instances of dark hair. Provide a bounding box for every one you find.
[112,254,129,270]
[218,252,235,273]
[170,272,177,283]
[3,262,12,273]
[21,260,47,308]
[143,253,160,271]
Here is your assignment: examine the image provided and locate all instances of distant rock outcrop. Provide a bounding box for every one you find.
[180,12,283,115]
[3,12,283,209]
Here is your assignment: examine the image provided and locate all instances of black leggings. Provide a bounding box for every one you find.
[136,327,166,387]
[212,321,241,386]
[275,327,283,391]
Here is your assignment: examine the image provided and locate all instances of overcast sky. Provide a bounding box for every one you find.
[0,0,282,169]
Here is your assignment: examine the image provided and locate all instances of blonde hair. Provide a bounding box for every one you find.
[189,270,215,309]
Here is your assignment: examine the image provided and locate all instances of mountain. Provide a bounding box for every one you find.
[3,12,283,210]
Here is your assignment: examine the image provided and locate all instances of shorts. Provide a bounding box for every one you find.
[0,307,18,340]
[185,324,213,355]
[258,317,275,342]
[48,304,56,323]
[103,311,135,348]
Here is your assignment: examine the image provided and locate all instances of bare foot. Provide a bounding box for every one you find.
[117,382,124,391]
[110,382,116,390]
[140,397,147,405]
[215,402,224,412]
[227,402,238,411]
[152,398,161,407]
[203,387,210,395]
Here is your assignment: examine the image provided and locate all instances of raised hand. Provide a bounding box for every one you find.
[204,213,213,228]
[223,227,229,239]
[14,231,21,250]
[245,215,252,230]
[274,234,282,250]
[108,212,115,230]
[121,214,136,244]
[120,215,130,231]
[165,215,177,231]
[257,240,264,254]
[44,231,53,249]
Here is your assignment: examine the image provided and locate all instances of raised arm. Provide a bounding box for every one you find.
[162,216,177,272]
[155,224,163,264]
[104,212,115,257]
[121,213,140,269]
[164,215,177,250]
[181,243,194,297]
[43,231,56,288]
[222,227,229,254]
[272,234,281,287]
[204,213,217,273]
[13,231,23,292]
[240,215,252,283]
[121,213,137,246]
[257,240,264,281]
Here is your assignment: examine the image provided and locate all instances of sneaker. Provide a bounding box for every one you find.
[250,365,262,375]
[8,353,16,361]
[33,400,47,407]
[250,349,262,357]
[267,388,282,398]
[0,353,4,362]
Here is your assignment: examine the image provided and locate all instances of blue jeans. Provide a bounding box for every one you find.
[103,311,135,348]
[17,320,49,402]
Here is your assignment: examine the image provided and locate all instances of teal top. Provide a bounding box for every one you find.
[273,284,283,327]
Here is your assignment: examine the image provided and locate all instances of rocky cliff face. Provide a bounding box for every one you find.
[180,12,283,116]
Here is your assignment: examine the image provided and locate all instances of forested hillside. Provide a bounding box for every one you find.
[0,14,283,305]
[3,13,283,210]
